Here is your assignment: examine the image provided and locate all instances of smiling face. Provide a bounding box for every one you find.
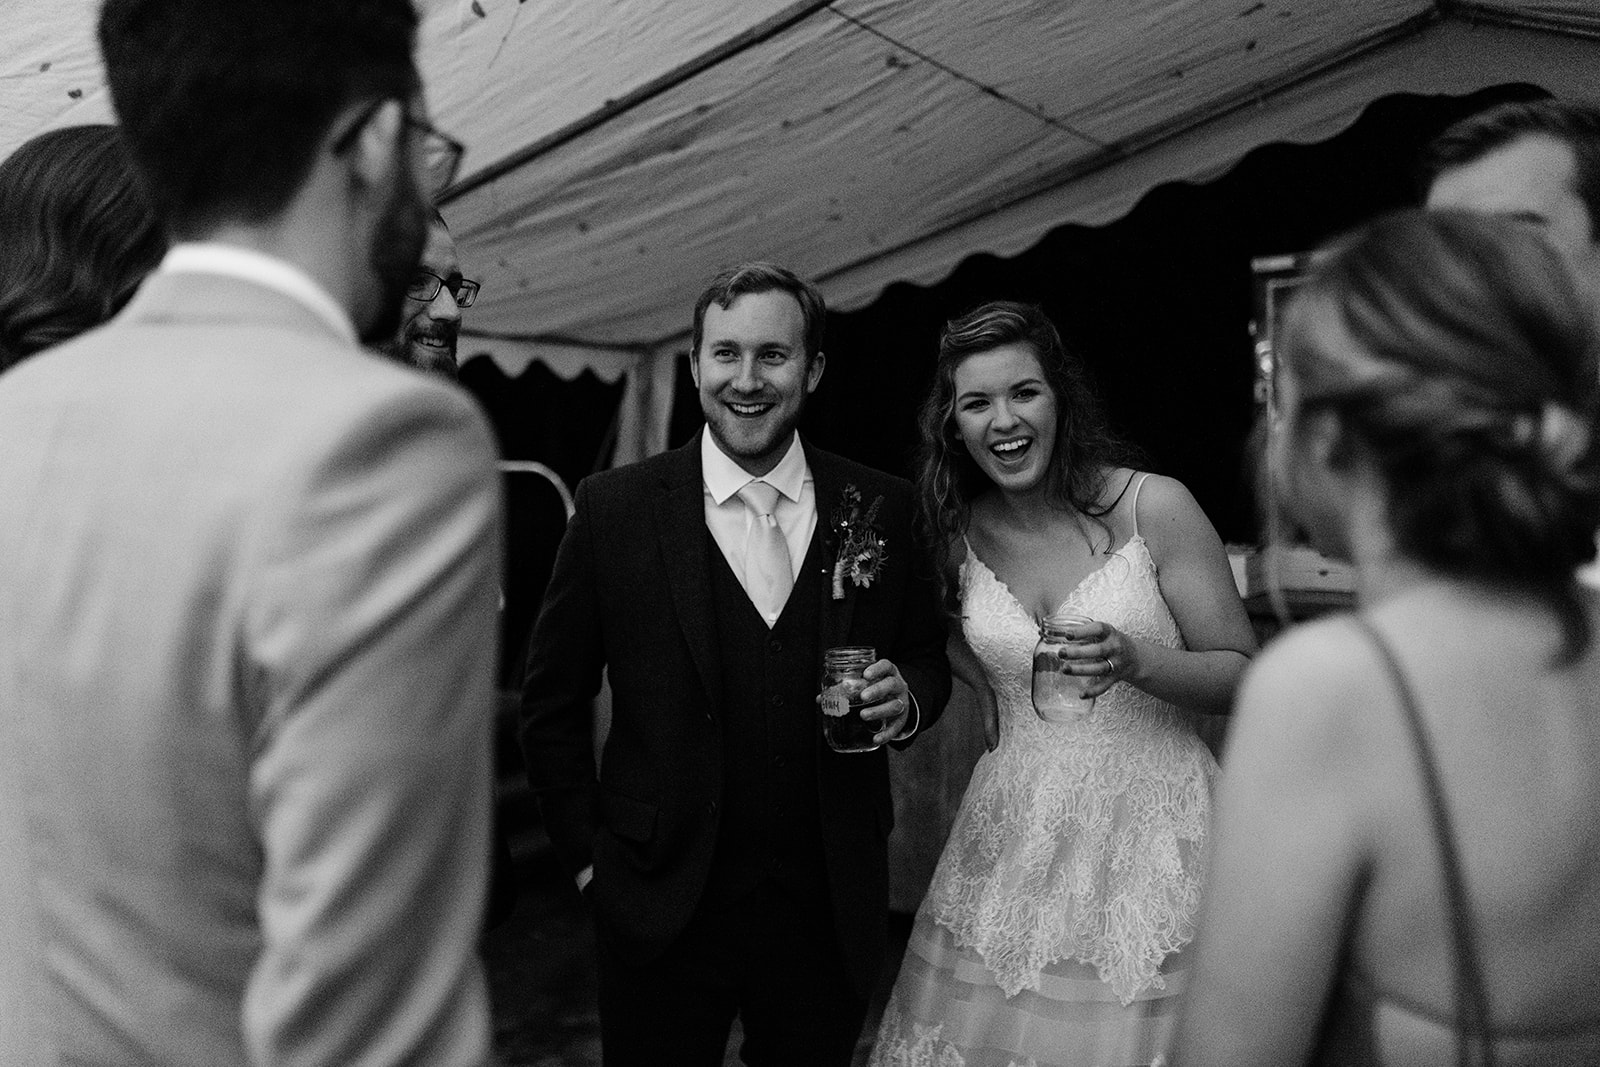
[390,217,463,377]
[952,343,1059,497]
[691,289,825,476]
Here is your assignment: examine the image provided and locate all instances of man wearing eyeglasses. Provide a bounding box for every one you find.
[374,207,525,934]
[0,1,498,1065]
[382,211,480,378]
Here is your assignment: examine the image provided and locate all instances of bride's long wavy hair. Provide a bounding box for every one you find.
[916,301,1142,608]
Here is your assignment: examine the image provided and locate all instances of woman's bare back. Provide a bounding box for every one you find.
[1350,586,1600,1042]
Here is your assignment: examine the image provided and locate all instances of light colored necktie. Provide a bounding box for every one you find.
[736,479,794,623]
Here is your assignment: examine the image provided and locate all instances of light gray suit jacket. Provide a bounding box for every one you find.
[0,271,501,1065]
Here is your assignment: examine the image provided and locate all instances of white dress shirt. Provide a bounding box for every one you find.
[701,430,816,624]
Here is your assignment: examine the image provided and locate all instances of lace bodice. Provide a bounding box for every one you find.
[920,534,1216,1004]
[963,535,1192,747]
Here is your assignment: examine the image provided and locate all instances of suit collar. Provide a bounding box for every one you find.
[656,435,722,716]
[117,270,355,347]
[158,243,356,343]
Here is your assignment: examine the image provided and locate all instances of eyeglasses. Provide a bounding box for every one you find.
[409,270,480,308]
[332,99,465,198]
[403,114,465,198]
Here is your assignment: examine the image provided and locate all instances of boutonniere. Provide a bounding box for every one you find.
[828,484,887,600]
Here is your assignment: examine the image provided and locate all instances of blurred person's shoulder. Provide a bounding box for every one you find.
[1,311,495,480]
[1232,611,1398,764]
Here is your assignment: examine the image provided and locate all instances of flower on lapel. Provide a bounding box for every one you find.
[828,484,887,600]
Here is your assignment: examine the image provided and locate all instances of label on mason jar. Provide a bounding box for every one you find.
[822,688,851,717]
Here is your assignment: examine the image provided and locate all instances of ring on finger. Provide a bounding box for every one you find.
[1103,656,1115,675]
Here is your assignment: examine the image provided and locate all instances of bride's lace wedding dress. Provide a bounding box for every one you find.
[871,483,1215,1067]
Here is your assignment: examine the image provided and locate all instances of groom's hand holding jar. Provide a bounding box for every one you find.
[816,652,917,751]
[860,659,916,746]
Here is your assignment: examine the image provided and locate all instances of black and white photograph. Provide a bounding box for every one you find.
[3,3,1600,1065]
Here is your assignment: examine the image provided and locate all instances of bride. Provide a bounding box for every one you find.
[870,301,1255,1066]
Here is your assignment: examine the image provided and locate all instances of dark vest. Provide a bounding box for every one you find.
[701,530,829,905]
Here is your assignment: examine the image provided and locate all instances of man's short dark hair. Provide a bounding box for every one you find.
[98,0,420,238]
[690,262,826,361]
[1419,98,1600,241]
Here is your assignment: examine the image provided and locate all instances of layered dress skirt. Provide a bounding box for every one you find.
[871,534,1215,1067]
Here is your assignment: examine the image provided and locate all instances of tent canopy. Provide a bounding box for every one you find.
[6,1,1599,387]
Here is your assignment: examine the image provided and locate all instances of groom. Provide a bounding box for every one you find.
[519,262,950,1065]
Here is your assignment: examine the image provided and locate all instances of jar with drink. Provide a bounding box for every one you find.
[819,645,880,753]
[1031,611,1098,723]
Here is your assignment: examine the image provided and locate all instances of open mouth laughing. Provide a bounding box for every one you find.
[410,329,456,354]
[990,436,1033,464]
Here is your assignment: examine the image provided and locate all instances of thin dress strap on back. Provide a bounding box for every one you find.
[1128,472,1150,539]
[1348,614,1496,1067]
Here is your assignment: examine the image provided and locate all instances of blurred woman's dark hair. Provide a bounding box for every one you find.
[0,124,166,370]
[1277,208,1600,658]
[916,300,1143,604]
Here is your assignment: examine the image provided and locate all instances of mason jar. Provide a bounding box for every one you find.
[1031,611,1097,723]
[819,645,879,753]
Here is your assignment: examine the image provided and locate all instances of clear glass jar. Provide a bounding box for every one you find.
[819,645,879,753]
[1031,611,1096,723]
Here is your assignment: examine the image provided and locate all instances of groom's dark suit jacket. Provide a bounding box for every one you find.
[519,433,949,994]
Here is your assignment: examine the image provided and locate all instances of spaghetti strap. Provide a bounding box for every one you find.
[1128,472,1151,538]
[1347,614,1496,1067]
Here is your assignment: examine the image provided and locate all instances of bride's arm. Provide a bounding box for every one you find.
[947,626,1000,751]
[1075,474,1255,713]
[939,536,1001,750]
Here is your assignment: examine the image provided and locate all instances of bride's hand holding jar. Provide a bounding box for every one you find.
[1034,614,1142,720]
[1073,617,1142,699]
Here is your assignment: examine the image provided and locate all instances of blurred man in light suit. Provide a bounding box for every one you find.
[0,1,501,1064]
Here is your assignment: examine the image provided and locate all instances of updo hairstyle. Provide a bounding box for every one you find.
[1279,209,1600,657]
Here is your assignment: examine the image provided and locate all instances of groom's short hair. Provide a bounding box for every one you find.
[98,0,420,239]
[690,262,827,362]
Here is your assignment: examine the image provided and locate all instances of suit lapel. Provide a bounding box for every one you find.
[808,445,857,654]
[656,437,724,721]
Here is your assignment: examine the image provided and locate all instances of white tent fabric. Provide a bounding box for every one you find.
[4,2,1599,464]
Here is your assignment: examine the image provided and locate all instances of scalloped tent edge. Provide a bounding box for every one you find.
[4,1,1597,464]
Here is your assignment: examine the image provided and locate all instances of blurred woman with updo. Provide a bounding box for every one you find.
[1173,209,1600,1065]
[0,124,165,371]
